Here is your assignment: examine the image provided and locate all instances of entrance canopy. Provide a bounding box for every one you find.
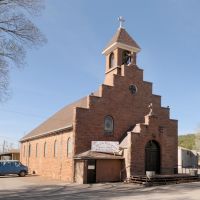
[74,150,124,160]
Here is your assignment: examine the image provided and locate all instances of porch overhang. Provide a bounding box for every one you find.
[74,150,124,160]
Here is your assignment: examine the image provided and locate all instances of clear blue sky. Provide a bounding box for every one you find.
[1,0,200,148]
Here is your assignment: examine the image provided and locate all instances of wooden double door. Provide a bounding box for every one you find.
[145,140,160,174]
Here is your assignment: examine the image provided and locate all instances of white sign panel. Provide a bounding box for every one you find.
[88,165,95,170]
[91,141,119,153]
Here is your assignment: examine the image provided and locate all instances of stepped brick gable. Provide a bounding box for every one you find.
[20,25,178,183]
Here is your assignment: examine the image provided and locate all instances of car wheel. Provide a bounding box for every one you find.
[19,171,26,177]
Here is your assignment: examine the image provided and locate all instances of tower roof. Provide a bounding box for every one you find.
[102,28,141,55]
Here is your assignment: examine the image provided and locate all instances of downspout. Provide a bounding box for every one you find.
[59,134,63,180]
[72,107,77,183]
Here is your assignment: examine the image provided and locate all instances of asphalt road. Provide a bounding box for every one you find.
[0,175,200,200]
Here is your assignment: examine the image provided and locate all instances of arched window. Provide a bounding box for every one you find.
[23,145,26,157]
[44,142,47,157]
[28,144,31,157]
[35,143,38,158]
[104,115,114,134]
[109,52,114,68]
[67,138,72,158]
[54,140,58,158]
[122,50,131,65]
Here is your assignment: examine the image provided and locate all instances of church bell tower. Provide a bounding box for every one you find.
[102,17,141,85]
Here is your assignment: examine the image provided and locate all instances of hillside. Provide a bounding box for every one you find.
[178,134,196,150]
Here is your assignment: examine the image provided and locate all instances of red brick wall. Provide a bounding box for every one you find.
[20,63,178,181]
[20,131,74,182]
[75,160,86,184]
[74,64,178,175]
[130,116,178,175]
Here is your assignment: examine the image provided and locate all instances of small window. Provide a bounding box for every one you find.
[67,138,72,158]
[158,126,164,134]
[15,161,21,167]
[44,142,47,157]
[28,144,31,157]
[6,162,11,167]
[36,143,38,158]
[54,140,58,158]
[109,52,114,68]
[104,115,114,134]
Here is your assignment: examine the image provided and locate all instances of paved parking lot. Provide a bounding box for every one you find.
[1,175,200,200]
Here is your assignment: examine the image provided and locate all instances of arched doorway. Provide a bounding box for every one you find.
[145,140,160,174]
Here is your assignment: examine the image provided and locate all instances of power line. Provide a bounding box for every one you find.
[12,86,61,98]
[0,108,69,123]
[0,108,46,119]
[0,135,20,142]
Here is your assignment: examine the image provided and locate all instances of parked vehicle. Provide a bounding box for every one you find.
[0,160,28,177]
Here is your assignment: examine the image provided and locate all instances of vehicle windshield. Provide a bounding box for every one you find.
[15,162,21,166]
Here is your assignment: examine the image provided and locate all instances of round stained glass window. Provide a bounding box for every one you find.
[129,84,137,95]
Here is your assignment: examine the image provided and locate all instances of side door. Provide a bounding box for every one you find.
[13,161,21,174]
[87,160,96,183]
[0,162,4,175]
[3,162,11,174]
[10,162,18,174]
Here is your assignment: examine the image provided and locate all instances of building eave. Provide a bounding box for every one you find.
[20,124,73,142]
[102,42,141,55]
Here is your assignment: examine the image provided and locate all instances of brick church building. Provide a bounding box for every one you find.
[20,21,178,183]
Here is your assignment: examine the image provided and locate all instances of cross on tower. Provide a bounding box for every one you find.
[118,16,125,28]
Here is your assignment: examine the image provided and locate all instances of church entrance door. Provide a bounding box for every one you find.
[145,140,160,174]
[87,159,96,183]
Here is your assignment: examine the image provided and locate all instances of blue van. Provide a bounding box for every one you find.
[0,160,28,177]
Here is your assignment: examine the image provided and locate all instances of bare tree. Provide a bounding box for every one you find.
[0,0,46,101]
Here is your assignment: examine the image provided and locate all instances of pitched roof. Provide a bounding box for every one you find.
[0,149,20,156]
[104,28,140,50]
[21,97,88,141]
[74,150,124,160]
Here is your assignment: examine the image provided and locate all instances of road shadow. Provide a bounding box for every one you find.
[0,182,199,200]
[0,174,39,179]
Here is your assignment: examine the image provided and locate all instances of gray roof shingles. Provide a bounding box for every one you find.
[104,28,141,50]
[74,150,124,160]
[21,97,88,141]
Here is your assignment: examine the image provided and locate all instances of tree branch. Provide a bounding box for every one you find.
[0,0,46,102]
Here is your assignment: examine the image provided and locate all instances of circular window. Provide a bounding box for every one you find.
[129,84,137,95]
